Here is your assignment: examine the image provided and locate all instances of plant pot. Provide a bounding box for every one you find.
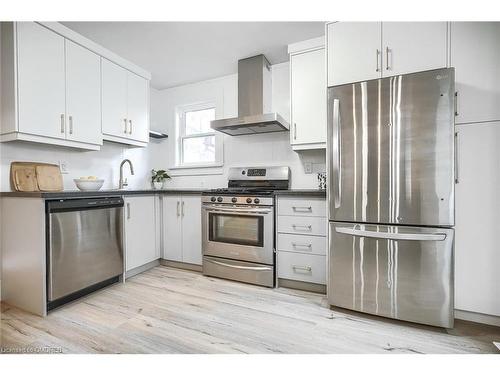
[153,181,163,190]
[161,179,171,189]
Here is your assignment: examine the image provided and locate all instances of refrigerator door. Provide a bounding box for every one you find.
[328,222,454,328]
[327,68,455,226]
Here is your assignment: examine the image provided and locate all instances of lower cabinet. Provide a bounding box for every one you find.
[455,122,500,318]
[276,196,327,288]
[124,195,160,272]
[162,194,202,266]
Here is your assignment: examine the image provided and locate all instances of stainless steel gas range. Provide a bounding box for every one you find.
[201,166,290,287]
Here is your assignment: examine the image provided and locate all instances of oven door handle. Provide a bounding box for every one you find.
[206,258,272,271]
[202,207,272,215]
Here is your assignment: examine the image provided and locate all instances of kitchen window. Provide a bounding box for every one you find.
[175,102,223,169]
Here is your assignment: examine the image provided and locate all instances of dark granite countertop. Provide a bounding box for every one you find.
[274,189,326,197]
[0,188,204,199]
[0,188,327,199]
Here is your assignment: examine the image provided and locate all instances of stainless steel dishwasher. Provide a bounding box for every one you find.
[46,197,124,310]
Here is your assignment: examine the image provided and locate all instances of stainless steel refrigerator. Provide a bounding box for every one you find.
[327,68,455,328]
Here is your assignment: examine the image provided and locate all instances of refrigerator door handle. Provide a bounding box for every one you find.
[333,99,342,208]
[335,226,447,241]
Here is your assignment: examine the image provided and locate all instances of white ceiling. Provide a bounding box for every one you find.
[62,22,325,90]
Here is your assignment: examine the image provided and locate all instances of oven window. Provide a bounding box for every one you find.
[209,213,264,247]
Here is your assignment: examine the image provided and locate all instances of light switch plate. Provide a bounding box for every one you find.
[304,162,313,174]
[59,160,69,174]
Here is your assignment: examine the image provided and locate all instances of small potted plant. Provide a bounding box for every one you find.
[151,169,170,189]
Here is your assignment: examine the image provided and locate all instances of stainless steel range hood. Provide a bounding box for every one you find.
[210,55,290,136]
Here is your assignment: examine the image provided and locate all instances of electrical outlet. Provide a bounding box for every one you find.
[59,160,69,174]
[304,162,313,174]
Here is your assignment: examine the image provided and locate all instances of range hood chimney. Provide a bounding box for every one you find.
[210,55,290,136]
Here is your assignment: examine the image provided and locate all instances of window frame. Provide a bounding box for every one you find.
[174,101,224,169]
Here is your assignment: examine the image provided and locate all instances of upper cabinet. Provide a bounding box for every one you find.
[288,37,327,150]
[327,22,448,86]
[1,22,151,150]
[451,22,500,125]
[102,59,150,146]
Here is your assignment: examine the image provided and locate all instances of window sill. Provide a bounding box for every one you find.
[168,163,224,176]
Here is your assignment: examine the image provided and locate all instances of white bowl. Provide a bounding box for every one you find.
[74,179,105,191]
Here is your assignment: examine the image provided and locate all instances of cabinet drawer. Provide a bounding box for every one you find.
[277,233,327,255]
[277,215,327,236]
[278,197,326,217]
[278,252,326,284]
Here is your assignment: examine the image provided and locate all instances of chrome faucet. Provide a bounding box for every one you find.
[119,159,135,189]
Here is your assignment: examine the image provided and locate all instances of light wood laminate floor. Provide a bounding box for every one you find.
[1,266,499,354]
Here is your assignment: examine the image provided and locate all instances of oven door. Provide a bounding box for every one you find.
[202,205,274,265]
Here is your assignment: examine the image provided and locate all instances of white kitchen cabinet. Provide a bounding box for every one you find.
[16,22,66,140]
[102,59,149,146]
[65,39,102,145]
[125,195,160,272]
[382,22,448,77]
[290,46,326,150]
[162,194,202,266]
[327,22,382,87]
[451,22,500,125]
[327,22,448,86]
[455,122,500,318]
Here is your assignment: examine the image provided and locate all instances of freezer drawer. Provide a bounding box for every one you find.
[328,222,454,328]
[328,68,455,227]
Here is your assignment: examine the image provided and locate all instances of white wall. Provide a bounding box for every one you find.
[150,62,326,189]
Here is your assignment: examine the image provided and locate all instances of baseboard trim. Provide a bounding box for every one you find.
[278,278,326,294]
[455,309,500,327]
[160,259,202,272]
[125,259,160,279]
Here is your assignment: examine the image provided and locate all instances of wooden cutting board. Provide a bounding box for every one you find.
[36,164,63,191]
[10,162,63,192]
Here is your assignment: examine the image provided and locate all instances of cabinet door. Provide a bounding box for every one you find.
[451,22,500,124]
[327,22,382,86]
[102,59,128,138]
[127,72,150,143]
[382,22,447,77]
[290,48,326,146]
[181,195,202,265]
[125,196,158,271]
[455,123,500,317]
[16,22,66,138]
[65,39,102,145]
[162,195,183,262]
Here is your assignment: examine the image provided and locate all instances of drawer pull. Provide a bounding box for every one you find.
[292,265,312,272]
[292,224,312,231]
[292,206,312,212]
[292,243,312,250]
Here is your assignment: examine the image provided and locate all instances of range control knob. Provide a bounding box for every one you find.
[254,198,260,204]
[231,197,237,203]
[246,198,252,204]
[210,196,216,202]
[217,197,223,203]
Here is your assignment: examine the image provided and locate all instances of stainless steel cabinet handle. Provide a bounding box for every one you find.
[60,114,65,133]
[129,119,133,135]
[376,49,381,72]
[455,131,459,184]
[127,202,131,219]
[292,206,312,212]
[292,224,312,231]
[292,265,312,272]
[208,258,271,271]
[69,115,73,134]
[176,201,180,217]
[333,99,342,208]
[385,47,392,70]
[181,201,185,217]
[335,226,447,241]
[123,119,128,134]
[292,243,312,249]
[454,91,459,116]
[294,123,297,140]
